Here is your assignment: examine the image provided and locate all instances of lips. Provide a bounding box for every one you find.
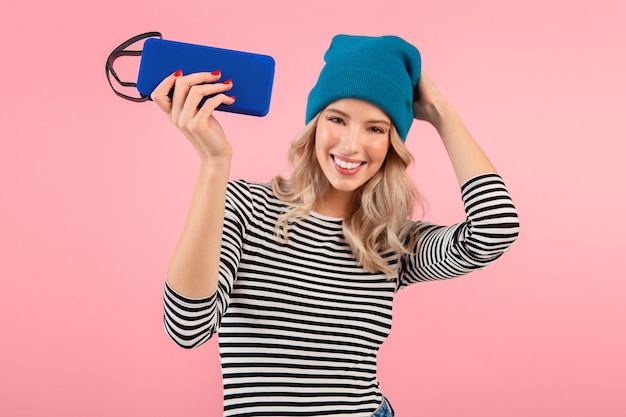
[333,155,365,170]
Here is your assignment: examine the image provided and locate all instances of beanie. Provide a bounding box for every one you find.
[306,34,422,141]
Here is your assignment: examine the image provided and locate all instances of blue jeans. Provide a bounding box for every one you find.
[371,397,395,417]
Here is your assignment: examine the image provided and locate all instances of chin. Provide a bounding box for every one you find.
[328,179,364,194]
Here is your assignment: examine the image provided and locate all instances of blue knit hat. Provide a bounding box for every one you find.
[306,34,421,141]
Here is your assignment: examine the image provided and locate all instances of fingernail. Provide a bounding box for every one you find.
[230,96,236,100]
[174,69,183,77]
[223,79,232,85]
[211,70,221,76]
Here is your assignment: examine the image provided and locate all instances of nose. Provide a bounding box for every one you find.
[340,127,361,153]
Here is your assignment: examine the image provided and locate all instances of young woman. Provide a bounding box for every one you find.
[152,34,519,417]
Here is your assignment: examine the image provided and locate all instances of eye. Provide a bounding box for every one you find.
[327,116,344,124]
[368,126,386,134]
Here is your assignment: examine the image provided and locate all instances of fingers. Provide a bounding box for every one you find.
[415,71,431,98]
[179,78,234,121]
[170,71,222,119]
[413,71,442,108]
[150,70,233,122]
[150,70,183,114]
[191,93,236,128]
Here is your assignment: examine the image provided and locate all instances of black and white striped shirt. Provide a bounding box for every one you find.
[163,173,519,417]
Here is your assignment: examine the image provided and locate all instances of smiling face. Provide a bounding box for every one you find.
[314,98,391,215]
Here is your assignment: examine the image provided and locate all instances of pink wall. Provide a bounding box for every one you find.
[2,0,624,416]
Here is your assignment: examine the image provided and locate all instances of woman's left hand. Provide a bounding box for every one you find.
[412,71,497,184]
[412,72,451,130]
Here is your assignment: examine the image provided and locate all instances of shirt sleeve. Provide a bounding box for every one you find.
[398,173,520,290]
[162,180,253,348]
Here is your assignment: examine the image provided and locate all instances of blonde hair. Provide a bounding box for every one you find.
[271,114,423,275]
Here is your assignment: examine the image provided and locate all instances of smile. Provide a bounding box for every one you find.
[333,155,365,170]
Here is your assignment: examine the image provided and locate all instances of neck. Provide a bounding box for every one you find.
[314,188,356,219]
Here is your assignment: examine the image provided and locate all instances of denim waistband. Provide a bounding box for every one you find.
[371,396,395,417]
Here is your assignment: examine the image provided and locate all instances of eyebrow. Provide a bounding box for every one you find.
[325,108,391,126]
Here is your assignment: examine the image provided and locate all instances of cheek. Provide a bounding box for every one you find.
[367,141,390,163]
[314,127,335,155]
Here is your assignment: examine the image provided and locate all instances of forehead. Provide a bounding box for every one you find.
[325,98,390,123]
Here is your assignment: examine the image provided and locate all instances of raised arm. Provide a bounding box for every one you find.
[151,70,236,298]
[413,72,496,184]
[399,72,519,288]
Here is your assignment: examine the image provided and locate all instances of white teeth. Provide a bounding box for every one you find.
[334,156,362,170]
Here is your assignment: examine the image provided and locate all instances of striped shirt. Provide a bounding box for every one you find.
[163,173,519,417]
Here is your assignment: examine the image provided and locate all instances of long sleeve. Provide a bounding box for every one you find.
[398,172,519,289]
[163,180,253,348]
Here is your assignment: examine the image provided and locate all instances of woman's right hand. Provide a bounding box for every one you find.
[151,70,236,161]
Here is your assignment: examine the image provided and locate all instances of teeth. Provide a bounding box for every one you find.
[334,156,362,170]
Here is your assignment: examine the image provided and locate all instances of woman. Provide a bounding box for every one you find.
[152,35,519,417]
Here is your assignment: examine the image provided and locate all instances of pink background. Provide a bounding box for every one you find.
[2,0,625,416]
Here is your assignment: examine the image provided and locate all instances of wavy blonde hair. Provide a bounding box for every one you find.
[271,113,423,275]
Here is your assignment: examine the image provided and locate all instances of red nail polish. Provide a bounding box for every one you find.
[230,96,236,100]
[223,79,232,85]
[174,69,183,77]
[211,70,221,76]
